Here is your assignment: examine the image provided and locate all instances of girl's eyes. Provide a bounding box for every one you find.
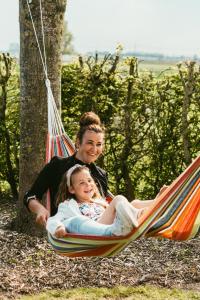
[79,179,92,185]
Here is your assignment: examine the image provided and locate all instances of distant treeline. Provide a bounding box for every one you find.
[87,51,200,62]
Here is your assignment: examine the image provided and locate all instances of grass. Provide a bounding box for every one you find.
[18,285,200,300]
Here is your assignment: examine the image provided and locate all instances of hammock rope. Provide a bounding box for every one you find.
[26,0,200,258]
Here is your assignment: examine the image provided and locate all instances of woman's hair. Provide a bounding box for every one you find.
[76,112,105,145]
[56,164,100,205]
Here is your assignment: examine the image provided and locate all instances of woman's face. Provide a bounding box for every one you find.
[76,130,104,164]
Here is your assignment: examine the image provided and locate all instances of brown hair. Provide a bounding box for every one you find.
[76,112,105,145]
[56,165,100,205]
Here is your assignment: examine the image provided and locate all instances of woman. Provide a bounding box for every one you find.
[24,111,155,227]
[24,112,108,226]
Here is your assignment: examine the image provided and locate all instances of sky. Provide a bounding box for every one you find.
[1,0,200,56]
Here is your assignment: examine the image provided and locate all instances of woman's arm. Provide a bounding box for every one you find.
[23,156,60,224]
[28,199,50,226]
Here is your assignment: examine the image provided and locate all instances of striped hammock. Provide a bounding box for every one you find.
[45,76,200,258]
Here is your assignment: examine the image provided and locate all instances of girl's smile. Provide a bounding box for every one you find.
[69,169,97,202]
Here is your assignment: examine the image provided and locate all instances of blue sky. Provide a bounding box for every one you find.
[1,0,200,56]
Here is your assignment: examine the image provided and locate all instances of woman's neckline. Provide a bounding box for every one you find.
[73,153,94,167]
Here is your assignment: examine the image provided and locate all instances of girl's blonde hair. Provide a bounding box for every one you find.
[56,165,100,205]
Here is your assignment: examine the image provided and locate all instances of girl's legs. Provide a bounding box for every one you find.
[98,195,140,227]
[62,195,141,237]
[63,215,114,236]
[97,196,121,224]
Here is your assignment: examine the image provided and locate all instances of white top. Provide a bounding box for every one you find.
[46,198,108,235]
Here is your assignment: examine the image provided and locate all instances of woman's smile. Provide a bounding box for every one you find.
[75,130,104,164]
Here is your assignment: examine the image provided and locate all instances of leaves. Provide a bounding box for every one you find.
[1,54,200,201]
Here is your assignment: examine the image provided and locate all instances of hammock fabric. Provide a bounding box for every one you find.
[26,0,200,258]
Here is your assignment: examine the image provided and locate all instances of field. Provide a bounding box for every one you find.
[138,60,178,75]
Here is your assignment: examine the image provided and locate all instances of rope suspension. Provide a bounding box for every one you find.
[26,0,74,150]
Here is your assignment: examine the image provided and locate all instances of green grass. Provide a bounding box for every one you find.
[18,285,200,300]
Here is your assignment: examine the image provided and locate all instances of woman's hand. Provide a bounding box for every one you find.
[36,206,50,227]
[55,225,68,238]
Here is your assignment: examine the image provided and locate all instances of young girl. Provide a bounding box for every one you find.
[46,164,146,238]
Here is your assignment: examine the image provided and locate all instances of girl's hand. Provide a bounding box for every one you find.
[55,225,68,238]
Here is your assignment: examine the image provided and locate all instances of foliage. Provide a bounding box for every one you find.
[0,53,19,199]
[61,55,200,199]
[1,53,200,200]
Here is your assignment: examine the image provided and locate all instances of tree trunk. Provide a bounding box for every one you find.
[17,0,67,235]
[178,62,195,166]
[121,58,136,199]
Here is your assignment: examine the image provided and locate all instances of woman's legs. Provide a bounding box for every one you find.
[131,199,154,209]
[131,185,168,209]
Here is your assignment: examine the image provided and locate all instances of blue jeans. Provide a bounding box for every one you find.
[63,215,115,236]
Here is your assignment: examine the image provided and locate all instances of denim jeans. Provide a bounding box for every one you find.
[63,215,115,236]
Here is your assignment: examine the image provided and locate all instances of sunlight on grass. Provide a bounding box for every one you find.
[18,285,200,300]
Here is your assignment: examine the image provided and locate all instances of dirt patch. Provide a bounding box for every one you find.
[0,200,199,299]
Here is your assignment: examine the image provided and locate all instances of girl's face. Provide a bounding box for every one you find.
[76,130,104,164]
[69,169,97,202]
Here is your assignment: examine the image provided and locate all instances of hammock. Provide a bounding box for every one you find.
[27,0,200,258]
[47,154,200,257]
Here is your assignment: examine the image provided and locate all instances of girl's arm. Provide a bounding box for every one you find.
[46,202,68,236]
[54,225,68,238]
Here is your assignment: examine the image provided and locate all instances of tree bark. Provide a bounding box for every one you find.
[178,62,195,165]
[121,58,136,199]
[17,0,67,234]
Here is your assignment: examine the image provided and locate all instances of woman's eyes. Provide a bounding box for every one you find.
[87,141,102,147]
